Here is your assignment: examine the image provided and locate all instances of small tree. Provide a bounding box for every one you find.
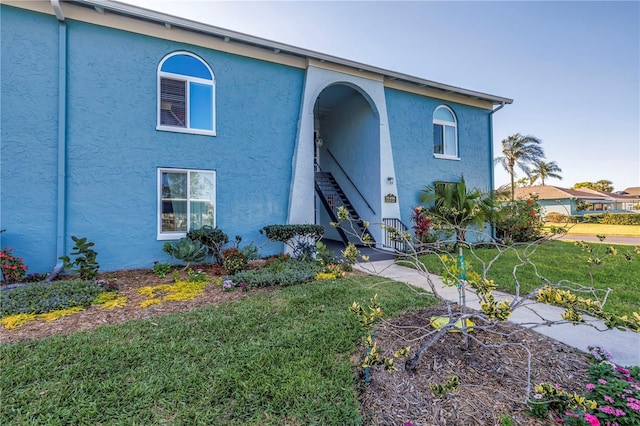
[187,225,229,266]
[333,210,639,404]
[260,224,324,260]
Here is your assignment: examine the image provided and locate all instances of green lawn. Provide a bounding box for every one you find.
[0,276,435,426]
[545,222,640,237]
[418,240,639,317]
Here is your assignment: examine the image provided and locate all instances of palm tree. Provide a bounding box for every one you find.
[420,176,494,247]
[529,160,562,186]
[495,133,545,201]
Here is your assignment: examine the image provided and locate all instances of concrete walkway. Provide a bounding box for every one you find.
[353,259,640,367]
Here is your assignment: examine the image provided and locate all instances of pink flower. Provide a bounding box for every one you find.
[598,379,607,385]
[586,383,596,390]
[604,395,614,403]
[584,413,601,426]
[627,401,640,412]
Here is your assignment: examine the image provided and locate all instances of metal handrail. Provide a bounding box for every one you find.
[382,217,410,252]
[326,149,375,215]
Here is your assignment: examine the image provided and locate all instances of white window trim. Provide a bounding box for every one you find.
[433,105,458,158]
[157,52,216,136]
[157,167,216,240]
[433,153,461,161]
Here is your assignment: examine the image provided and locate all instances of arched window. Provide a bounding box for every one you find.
[157,52,215,135]
[433,105,457,158]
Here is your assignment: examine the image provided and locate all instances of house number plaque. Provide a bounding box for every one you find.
[384,194,397,203]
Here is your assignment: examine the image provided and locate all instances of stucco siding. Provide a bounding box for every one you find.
[384,88,492,226]
[0,6,59,271]
[2,8,304,272]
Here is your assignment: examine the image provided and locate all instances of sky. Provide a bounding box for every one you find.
[118,0,640,192]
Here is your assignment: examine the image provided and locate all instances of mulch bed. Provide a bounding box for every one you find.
[0,264,275,344]
[360,306,591,425]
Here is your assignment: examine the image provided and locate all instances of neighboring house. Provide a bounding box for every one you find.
[617,187,640,210]
[513,186,640,217]
[0,0,512,273]
[581,188,640,212]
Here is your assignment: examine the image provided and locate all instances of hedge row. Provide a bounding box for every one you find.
[544,212,640,225]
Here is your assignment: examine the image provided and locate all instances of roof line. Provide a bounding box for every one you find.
[75,0,513,106]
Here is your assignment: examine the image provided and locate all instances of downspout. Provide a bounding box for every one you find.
[488,102,506,240]
[47,0,67,281]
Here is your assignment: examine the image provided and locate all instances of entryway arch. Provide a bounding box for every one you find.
[288,65,400,247]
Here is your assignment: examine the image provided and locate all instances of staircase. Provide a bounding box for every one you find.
[315,171,375,246]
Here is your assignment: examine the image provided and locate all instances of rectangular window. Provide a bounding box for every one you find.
[433,124,444,155]
[158,168,216,240]
[433,124,458,157]
[160,78,186,127]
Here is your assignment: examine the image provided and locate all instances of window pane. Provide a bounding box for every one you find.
[189,82,213,131]
[160,78,186,127]
[433,124,444,154]
[189,171,215,230]
[161,172,187,232]
[434,107,454,122]
[444,125,457,156]
[161,54,213,80]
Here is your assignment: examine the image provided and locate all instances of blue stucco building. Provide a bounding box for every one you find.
[1,0,512,274]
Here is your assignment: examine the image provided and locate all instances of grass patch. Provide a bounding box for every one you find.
[418,240,639,317]
[0,276,434,425]
[544,222,640,237]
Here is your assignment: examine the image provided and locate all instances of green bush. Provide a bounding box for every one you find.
[59,236,99,280]
[187,226,229,265]
[493,198,544,243]
[544,212,567,223]
[598,212,640,225]
[232,259,322,288]
[0,280,104,317]
[222,247,247,275]
[260,224,324,260]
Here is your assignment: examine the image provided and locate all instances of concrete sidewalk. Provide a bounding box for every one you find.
[353,259,640,367]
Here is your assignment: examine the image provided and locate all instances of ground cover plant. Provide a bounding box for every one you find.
[417,240,639,317]
[0,279,106,318]
[0,276,434,425]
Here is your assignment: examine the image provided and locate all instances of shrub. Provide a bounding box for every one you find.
[260,224,324,260]
[163,238,207,267]
[152,262,172,279]
[598,212,640,226]
[544,211,567,223]
[0,279,104,317]
[232,259,321,288]
[59,236,99,280]
[0,247,28,283]
[410,206,437,243]
[494,198,544,243]
[222,247,247,275]
[187,226,229,266]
